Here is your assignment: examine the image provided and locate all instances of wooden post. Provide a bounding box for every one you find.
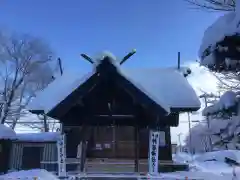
[178,52,181,70]
[58,58,63,75]
[43,114,48,132]
[134,125,139,172]
[80,125,88,172]
[112,120,116,157]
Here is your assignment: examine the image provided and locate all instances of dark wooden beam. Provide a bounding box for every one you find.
[93,114,135,118]
[134,125,139,172]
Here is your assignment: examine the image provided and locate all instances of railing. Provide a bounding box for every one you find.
[41,158,81,173]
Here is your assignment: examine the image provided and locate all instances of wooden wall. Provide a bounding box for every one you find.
[9,142,57,171]
[0,140,12,174]
[65,126,172,161]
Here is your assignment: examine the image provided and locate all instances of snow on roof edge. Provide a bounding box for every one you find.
[27,70,94,113]
[0,124,17,140]
[16,132,61,142]
[121,69,170,114]
[123,68,201,111]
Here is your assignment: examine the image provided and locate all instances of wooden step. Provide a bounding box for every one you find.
[85,158,176,173]
[85,159,147,173]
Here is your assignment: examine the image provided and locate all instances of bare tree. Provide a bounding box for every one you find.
[185,0,235,11]
[213,72,240,92]
[0,31,55,127]
[184,123,210,153]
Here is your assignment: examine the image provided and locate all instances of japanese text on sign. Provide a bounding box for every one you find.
[57,134,66,177]
[151,132,158,171]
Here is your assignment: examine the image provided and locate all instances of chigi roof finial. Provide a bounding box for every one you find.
[120,49,136,65]
[80,49,136,66]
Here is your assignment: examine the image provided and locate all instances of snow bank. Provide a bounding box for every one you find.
[28,52,200,115]
[16,132,61,142]
[1,169,59,180]
[160,171,229,180]
[168,150,240,179]
[0,124,16,140]
[173,152,193,163]
[202,90,237,116]
[194,150,240,163]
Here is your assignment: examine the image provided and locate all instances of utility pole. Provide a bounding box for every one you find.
[202,94,212,151]
[187,112,193,154]
[199,93,220,151]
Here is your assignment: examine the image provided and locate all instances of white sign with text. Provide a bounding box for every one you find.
[148,130,160,175]
[57,134,67,177]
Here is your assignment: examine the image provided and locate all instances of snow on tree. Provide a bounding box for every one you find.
[202,90,239,116]
[0,31,55,128]
[184,122,210,153]
[183,0,240,152]
[194,0,240,72]
[185,90,240,153]
[185,0,235,11]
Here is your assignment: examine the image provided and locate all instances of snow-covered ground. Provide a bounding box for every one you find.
[1,150,240,179]
[173,150,240,180]
[0,169,59,180]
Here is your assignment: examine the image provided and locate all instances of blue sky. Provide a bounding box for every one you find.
[0,0,222,71]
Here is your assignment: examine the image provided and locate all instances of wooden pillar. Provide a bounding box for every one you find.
[134,125,139,172]
[112,124,116,158]
[158,127,172,161]
[80,125,88,172]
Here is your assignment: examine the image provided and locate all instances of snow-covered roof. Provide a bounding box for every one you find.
[199,12,240,58]
[28,53,200,114]
[121,68,200,112]
[0,124,17,140]
[16,132,61,142]
[28,69,94,114]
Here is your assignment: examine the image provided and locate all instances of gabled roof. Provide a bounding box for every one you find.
[28,56,200,116]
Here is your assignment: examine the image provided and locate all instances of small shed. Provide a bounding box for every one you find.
[0,124,17,174]
[9,132,60,172]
